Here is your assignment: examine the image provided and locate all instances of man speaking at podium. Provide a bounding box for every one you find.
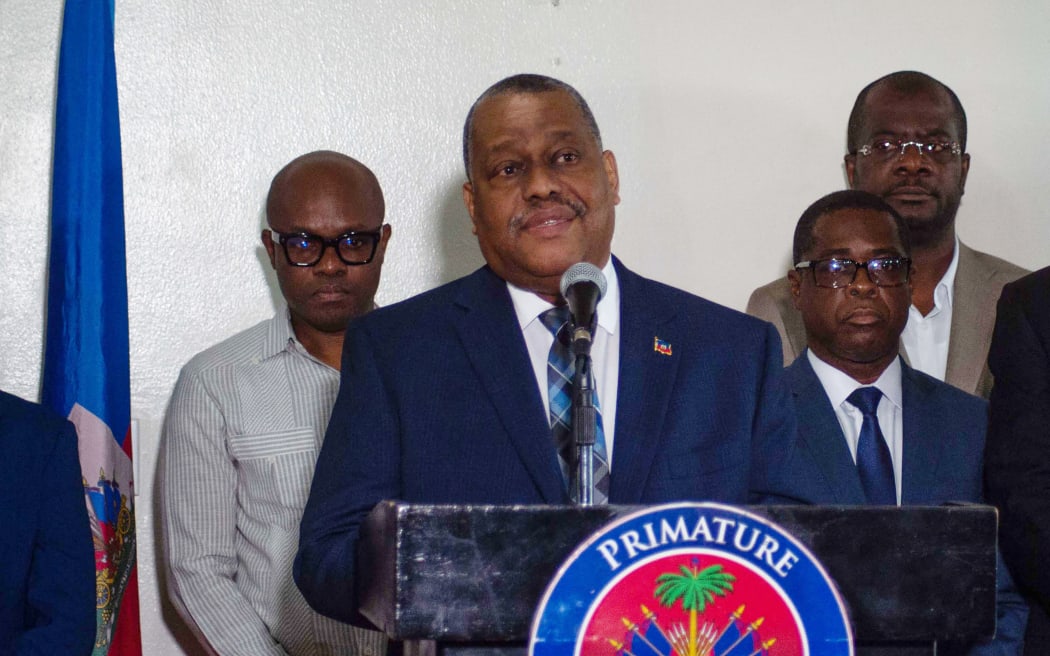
[295,74,802,623]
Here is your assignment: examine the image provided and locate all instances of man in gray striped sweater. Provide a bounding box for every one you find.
[160,151,392,655]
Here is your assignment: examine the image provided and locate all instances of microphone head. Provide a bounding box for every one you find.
[560,262,608,300]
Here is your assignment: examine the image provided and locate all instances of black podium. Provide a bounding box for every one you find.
[357,502,997,656]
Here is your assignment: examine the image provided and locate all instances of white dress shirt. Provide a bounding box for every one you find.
[507,259,621,467]
[807,350,904,504]
[901,236,960,381]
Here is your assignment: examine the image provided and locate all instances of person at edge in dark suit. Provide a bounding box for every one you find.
[781,189,1026,655]
[294,73,803,624]
[747,71,1027,399]
[986,265,1050,655]
[0,389,95,655]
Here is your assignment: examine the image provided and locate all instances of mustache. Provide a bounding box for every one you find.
[509,195,586,229]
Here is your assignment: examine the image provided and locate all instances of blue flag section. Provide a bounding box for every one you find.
[42,1,142,654]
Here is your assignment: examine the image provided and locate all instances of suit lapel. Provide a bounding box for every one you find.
[779,291,807,361]
[946,242,996,395]
[608,260,681,503]
[786,355,868,504]
[900,363,943,504]
[451,268,567,503]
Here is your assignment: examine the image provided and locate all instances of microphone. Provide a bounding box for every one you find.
[560,262,608,353]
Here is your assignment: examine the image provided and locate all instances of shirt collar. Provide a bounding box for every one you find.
[263,302,381,369]
[507,258,620,335]
[807,349,904,411]
[930,235,961,312]
[261,305,310,362]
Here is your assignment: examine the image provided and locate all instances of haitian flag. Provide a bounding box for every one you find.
[42,0,142,654]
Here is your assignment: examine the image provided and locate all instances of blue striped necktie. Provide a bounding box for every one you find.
[539,306,610,504]
[847,386,896,505]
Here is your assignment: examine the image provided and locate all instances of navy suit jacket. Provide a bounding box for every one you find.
[295,259,802,622]
[783,353,986,505]
[0,391,94,656]
[783,353,1026,655]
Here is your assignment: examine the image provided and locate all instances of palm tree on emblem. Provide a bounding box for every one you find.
[654,559,735,656]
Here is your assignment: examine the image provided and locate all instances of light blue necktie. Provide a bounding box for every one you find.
[540,306,610,504]
[847,386,897,505]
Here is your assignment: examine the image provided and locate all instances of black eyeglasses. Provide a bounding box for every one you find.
[795,257,911,289]
[268,227,384,266]
[855,139,962,164]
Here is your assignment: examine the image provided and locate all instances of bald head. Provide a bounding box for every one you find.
[267,150,384,226]
[847,71,967,153]
[262,150,390,358]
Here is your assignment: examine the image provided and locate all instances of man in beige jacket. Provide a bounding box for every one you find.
[747,71,1026,398]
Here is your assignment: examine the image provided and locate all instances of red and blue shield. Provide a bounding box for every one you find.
[529,503,853,656]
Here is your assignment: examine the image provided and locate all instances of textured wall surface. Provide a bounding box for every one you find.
[2,1,1049,654]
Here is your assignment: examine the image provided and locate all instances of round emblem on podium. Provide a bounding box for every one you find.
[529,503,853,656]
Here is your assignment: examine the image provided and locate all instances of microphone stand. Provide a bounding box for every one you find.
[570,327,597,506]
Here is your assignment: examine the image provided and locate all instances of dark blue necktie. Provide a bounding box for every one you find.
[847,387,897,505]
[539,306,610,504]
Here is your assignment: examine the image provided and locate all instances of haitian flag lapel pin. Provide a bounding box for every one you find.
[653,337,672,356]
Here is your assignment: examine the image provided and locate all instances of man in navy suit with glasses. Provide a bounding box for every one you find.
[780,189,1026,655]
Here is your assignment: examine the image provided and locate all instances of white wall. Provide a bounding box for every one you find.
[2,1,1048,653]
